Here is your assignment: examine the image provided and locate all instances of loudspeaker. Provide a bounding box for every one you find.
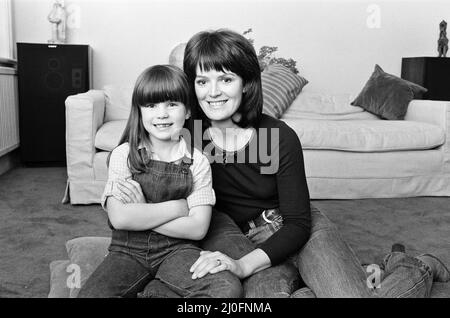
[401,57,450,101]
[17,43,92,165]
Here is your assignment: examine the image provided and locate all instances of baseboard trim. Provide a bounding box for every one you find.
[0,149,19,176]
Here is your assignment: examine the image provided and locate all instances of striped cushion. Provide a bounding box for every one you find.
[262,64,308,118]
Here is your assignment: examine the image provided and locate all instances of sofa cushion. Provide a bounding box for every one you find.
[282,110,379,121]
[351,64,427,120]
[97,114,445,153]
[65,236,111,298]
[284,119,445,152]
[95,120,127,152]
[48,260,71,298]
[281,90,380,120]
[169,43,187,70]
[104,85,133,122]
[287,90,363,115]
[94,151,110,181]
[262,64,308,118]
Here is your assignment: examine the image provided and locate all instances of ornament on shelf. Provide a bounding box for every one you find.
[47,0,66,44]
[438,20,448,57]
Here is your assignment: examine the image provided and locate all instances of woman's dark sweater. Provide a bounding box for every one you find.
[204,114,312,265]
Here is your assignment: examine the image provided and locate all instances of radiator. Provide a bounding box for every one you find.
[0,66,19,157]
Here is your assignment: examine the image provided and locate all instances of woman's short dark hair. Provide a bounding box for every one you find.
[183,29,263,128]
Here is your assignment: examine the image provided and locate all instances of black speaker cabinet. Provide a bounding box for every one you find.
[17,43,92,165]
[401,57,450,101]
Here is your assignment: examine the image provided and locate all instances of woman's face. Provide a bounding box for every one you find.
[194,66,244,125]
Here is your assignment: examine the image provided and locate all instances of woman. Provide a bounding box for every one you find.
[122,29,449,298]
[180,29,449,298]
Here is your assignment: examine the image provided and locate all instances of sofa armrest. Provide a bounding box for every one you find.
[65,90,105,181]
[405,99,450,171]
[405,99,450,128]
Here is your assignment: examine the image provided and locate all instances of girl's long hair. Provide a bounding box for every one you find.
[108,65,194,173]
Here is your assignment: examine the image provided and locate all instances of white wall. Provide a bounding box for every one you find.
[12,0,450,94]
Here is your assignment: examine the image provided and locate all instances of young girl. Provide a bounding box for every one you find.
[78,65,242,298]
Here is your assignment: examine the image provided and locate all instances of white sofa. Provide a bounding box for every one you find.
[63,86,450,204]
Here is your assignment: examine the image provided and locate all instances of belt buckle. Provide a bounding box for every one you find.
[261,209,274,224]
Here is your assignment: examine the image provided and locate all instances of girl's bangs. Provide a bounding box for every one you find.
[135,72,188,106]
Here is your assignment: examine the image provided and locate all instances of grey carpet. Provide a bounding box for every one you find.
[0,167,109,298]
[0,167,449,298]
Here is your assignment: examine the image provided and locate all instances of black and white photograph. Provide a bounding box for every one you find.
[0,0,449,303]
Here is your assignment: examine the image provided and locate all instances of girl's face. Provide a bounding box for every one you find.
[140,101,190,144]
[194,66,244,126]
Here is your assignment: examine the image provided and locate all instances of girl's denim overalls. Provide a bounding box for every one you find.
[109,153,198,263]
[78,150,242,298]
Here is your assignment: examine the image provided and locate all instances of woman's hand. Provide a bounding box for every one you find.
[190,251,247,279]
[114,178,146,204]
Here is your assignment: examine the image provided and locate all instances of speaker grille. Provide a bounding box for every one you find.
[45,71,65,90]
[17,43,91,164]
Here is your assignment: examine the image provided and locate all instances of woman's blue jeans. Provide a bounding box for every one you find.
[143,205,433,298]
[201,205,434,298]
